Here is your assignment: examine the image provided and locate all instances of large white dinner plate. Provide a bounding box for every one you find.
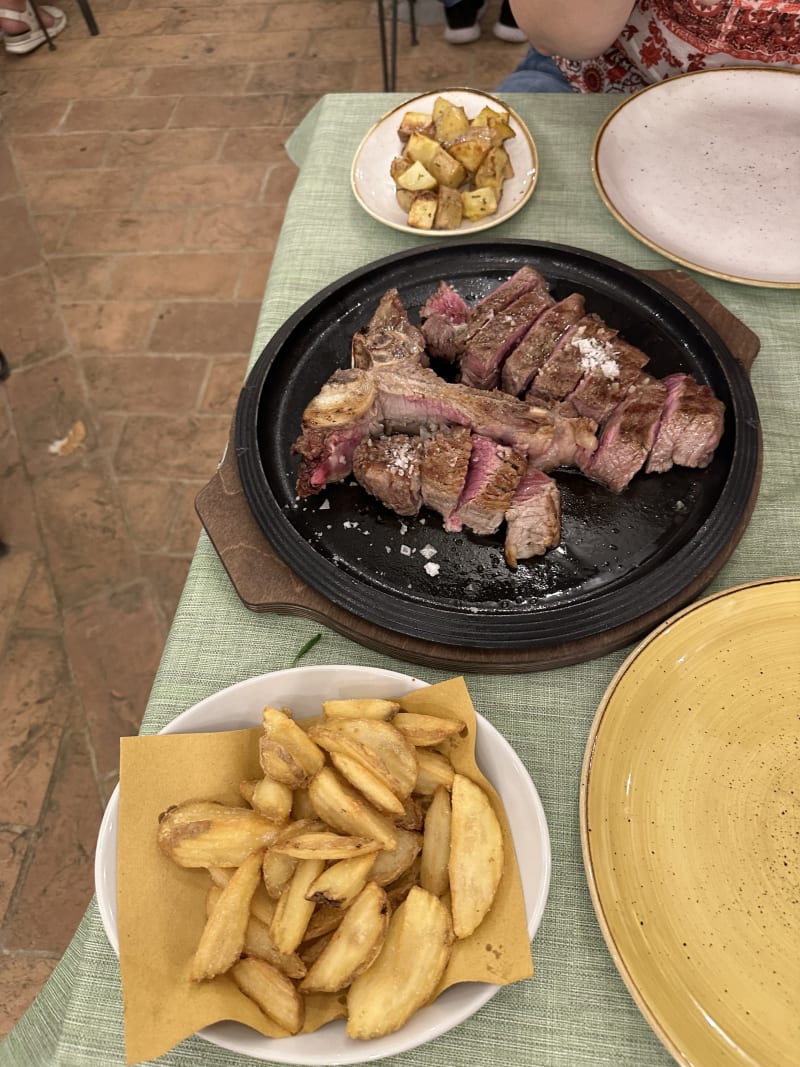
[593,67,800,287]
[95,665,551,1065]
[581,578,800,1066]
[351,88,539,236]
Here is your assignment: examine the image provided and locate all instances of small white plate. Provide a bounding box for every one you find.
[351,88,539,236]
[95,665,551,1066]
[593,67,800,288]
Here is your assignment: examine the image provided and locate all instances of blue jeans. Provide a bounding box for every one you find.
[496,47,575,93]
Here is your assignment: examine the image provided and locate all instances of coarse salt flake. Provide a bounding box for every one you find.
[424,561,440,577]
[420,544,437,560]
[319,498,331,510]
[400,544,412,556]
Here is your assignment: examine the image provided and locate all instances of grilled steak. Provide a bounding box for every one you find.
[352,288,427,370]
[563,337,650,424]
[578,376,669,493]
[459,286,554,391]
[504,469,561,567]
[419,281,470,363]
[373,361,597,471]
[292,369,380,496]
[646,373,726,473]
[448,435,527,535]
[352,434,423,515]
[501,293,586,397]
[420,426,473,525]
[530,315,621,403]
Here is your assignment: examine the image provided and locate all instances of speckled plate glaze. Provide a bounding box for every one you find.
[581,577,800,1067]
[593,68,800,288]
[351,88,538,236]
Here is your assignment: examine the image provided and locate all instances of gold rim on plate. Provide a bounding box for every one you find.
[581,576,800,1067]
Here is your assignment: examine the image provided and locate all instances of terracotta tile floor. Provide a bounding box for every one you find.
[0,0,526,1036]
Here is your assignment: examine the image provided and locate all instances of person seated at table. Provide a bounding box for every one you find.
[499,0,800,93]
[439,0,528,44]
[0,0,66,54]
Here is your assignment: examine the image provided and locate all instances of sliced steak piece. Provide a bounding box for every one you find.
[504,469,561,567]
[447,435,526,535]
[293,369,380,496]
[463,265,549,344]
[578,376,669,493]
[419,282,470,363]
[420,426,473,525]
[564,337,650,424]
[374,361,597,471]
[420,280,470,325]
[529,314,620,403]
[501,293,586,396]
[645,374,726,473]
[460,289,554,391]
[352,434,424,516]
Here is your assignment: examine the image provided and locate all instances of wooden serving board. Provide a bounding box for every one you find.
[195,270,761,673]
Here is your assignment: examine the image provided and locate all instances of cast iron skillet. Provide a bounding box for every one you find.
[234,241,760,651]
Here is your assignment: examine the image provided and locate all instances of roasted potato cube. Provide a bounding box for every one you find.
[406,133,466,189]
[444,127,493,174]
[471,105,516,145]
[396,188,414,213]
[433,185,463,230]
[397,110,435,141]
[474,145,510,197]
[395,160,438,192]
[407,191,438,230]
[434,102,470,143]
[461,186,498,221]
[389,155,412,184]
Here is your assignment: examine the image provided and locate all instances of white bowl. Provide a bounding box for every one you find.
[95,665,551,1065]
[351,88,539,237]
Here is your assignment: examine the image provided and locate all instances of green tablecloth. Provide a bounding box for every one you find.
[3,92,798,1067]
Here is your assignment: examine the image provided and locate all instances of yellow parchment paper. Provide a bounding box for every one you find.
[117,677,534,1064]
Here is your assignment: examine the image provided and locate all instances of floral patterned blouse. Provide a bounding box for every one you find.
[555,0,800,92]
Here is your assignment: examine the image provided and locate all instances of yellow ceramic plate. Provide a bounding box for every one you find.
[351,88,538,236]
[581,577,800,1067]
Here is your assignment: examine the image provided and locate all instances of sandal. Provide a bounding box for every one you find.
[0,0,66,53]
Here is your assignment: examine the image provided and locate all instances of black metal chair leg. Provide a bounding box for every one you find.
[390,0,398,92]
[409,0,417,46]
[376,0,390,91]
[75,0,99,36]
[28,0,57,49]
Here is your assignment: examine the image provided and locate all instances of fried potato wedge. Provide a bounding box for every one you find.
[259,706,325,788]
[391,712,466,747]
[191,849,263,981]
[329,751,405,815]
[299,881,390,994]
[308,719,418,800]
[308,766,398,849]
[322,698,399,721]
[413,749,455,795]
[158,801,280,868]
[205,886,306,979]
[270,857,325,954]
[240,775,293,823]
[208,866,278,926]
[303,900,346,941]
[449,774,503,939]
[271,831,382,861]
[420,784,452,897]
[346,886,453,1039]
[368,827,422,888]
[305,852,376,907]
[231,957,305,1036]
[261,818,324,898]
[394,794,424,831]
